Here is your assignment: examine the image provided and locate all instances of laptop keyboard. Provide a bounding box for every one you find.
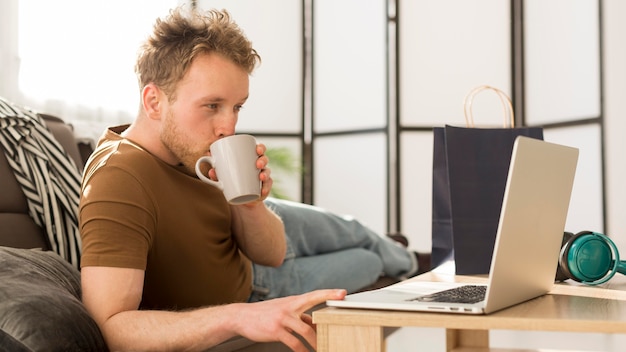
[409,285,487,304]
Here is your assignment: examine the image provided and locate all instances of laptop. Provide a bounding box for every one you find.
[327,136,579,315]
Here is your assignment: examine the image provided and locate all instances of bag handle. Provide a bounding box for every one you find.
[463,85,514,128]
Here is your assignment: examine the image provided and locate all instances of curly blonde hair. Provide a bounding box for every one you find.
[135,6,261,101]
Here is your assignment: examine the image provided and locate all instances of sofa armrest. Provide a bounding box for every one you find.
[0,247,108,351]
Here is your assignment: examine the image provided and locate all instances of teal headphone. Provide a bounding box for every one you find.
[556,231,626,285]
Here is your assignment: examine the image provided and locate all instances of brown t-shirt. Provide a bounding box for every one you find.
[79,126,252,310]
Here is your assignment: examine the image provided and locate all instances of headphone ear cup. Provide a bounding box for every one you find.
[556,231,575,282]
[558,230,616,284]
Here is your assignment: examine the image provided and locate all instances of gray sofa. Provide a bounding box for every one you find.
[0,113,108,351]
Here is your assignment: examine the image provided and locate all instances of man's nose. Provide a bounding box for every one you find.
[215,114,237,137]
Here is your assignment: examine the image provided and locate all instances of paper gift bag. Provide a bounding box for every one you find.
[431,86,544,274]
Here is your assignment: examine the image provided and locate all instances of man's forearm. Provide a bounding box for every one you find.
[101,305,239,352]
[231,202,286,267]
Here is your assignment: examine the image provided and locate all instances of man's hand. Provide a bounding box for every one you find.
[207,142,273,203]
[255,142,273,201]
[231,289,347,351]
[229,141,286,267]
[83,266,346,352]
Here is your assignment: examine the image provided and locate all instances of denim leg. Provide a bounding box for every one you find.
[250,198,415,300]
[249,235,383,302]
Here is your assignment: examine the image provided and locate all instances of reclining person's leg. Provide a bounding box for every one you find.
[264,198,417,279]
[250,245,383,301]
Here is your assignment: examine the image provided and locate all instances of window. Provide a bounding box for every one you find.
[15,0,178,128]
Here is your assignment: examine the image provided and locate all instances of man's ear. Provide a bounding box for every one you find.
[142,83,163,121]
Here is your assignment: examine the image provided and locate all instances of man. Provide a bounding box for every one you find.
[79,6,428,351]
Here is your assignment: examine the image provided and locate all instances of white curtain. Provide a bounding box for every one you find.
[5,0,180,141]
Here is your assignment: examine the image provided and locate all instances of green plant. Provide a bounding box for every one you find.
[265,147,302,200]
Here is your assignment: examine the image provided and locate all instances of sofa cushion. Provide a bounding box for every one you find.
[0,214,48,250]
[0,247,107,351]
[39,113,85,172]
[0,149,29,213]
[0,328,31,352]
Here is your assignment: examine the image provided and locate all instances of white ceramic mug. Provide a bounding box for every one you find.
[195,134,261,205]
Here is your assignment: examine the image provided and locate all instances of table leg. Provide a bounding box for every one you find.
[317,324,385,352]
[446,328,489,351]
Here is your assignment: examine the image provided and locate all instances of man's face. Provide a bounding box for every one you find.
[160,52,250,173]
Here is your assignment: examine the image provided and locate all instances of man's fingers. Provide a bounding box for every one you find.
[293,289,347,311]
[284,314,317,351]
[277,328,309,352]
[296,317,317,349]
[301,313,314,328]
[241,289,347,350]
[287,290,346,349]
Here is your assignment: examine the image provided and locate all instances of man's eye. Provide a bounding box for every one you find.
[206,104,218,110]
[235,105,244,112]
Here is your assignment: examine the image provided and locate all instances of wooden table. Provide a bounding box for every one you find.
[313,266,626,352]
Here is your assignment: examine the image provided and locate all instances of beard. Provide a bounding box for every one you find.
[160,109,205,174]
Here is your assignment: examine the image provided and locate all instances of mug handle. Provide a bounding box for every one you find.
[195,156,223,190]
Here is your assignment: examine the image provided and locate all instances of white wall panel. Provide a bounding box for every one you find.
[314,134,387,234]
[602,0,626,250]
[524,0,601,123]
[399,0,511,127]
[544,126,603,234]
[399,132,433,252]
[314,0,387,132]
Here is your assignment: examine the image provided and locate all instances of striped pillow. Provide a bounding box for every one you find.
[0,97,82,268]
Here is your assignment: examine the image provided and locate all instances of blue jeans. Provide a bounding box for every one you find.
[248,198,415,302]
